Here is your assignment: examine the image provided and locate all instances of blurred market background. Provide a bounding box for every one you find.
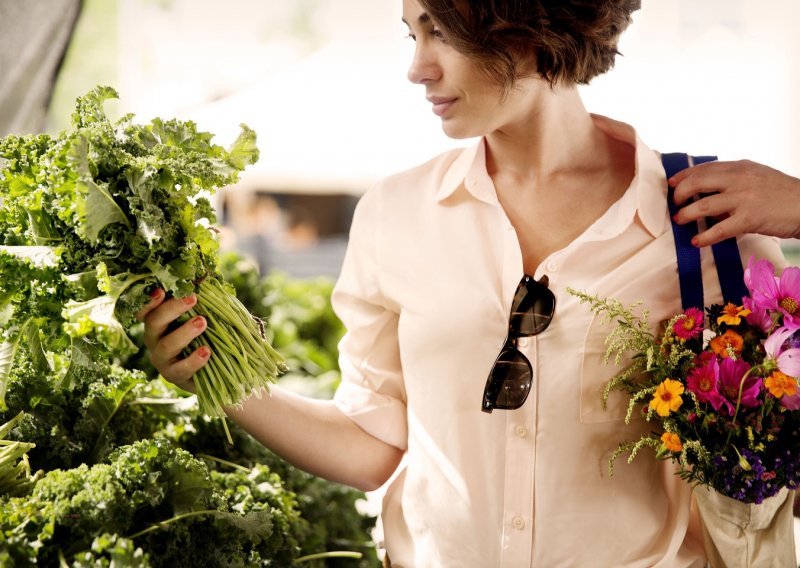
[2,0,800,277]
[2,0,800,563]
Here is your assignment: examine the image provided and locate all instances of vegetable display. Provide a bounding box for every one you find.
[0,86,287,439]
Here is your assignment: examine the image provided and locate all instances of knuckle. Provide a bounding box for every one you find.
[709,223,725,241]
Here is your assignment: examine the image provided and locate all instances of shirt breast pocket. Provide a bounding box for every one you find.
[579,311,639,424]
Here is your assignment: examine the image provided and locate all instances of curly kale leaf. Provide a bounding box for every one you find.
[0,85,260,359]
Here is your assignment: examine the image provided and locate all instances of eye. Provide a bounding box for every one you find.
[405,32,417,42]
[431,28,446,40]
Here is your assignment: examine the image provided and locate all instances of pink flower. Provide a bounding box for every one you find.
[763,326,800,409]
[744,257,800,329]
[764,326,800,378]
[673,307,704,340]
[743,296,772,334]
[717,357,762,416]
[685,357,726,411]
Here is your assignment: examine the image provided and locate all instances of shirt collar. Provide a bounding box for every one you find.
[434,115,668,239]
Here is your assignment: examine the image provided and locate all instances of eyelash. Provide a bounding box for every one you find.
[404,29,446,42]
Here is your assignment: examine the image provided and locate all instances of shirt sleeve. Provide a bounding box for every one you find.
[331,186,408,451]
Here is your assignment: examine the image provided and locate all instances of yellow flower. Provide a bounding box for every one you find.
[716,303,752,326]
[649,379,685,417]
[765,371,798,398]
[661,432,682,453]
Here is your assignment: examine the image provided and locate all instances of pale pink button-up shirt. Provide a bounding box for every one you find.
[331,115,785,567]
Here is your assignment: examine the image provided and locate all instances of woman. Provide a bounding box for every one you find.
[138,1,786,565]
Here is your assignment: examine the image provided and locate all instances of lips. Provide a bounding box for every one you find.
[427,96,457,117]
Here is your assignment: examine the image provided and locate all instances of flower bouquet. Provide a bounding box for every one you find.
[569,256,799,566]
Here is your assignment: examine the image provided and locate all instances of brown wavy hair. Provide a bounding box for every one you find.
[416,0,641,90]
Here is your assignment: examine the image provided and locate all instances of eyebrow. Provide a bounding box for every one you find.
[401,12,432,27]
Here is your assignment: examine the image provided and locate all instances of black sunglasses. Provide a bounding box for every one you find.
[481,274,556,413]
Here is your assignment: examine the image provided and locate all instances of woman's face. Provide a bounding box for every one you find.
[402,0,541,140]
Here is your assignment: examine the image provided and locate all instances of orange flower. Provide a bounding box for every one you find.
[765,371,798,399]
[661,432,683,453]
[649,379,685,417]
[716,303,752,326]
[709,329,744,358]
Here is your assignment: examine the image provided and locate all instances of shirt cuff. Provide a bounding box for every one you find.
[334,381,408,451]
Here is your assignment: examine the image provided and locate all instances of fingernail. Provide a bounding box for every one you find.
[668,176,675,185]
[182,295,196,306]
[192,316,205,329]
[150,288,163,299]
[197,346,210,358]
[691,236,699,247]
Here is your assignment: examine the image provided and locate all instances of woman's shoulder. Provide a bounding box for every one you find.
[366,145,471,203]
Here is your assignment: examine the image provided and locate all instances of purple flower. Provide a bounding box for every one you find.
[744,257,800,329]
[717,357,762,416]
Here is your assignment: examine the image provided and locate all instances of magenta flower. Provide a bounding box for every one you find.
[673,307,704,340]
[717,357,762,416]
[780,390,800,410]
[686,356,725,410]
[744,257,800,329]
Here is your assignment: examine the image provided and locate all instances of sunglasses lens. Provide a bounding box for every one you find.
[509,281,554,336]
[483,348,533,411]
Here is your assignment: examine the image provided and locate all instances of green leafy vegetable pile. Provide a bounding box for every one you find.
[0,438,304,567]
[0,86,287,438]
[0,88,379,566]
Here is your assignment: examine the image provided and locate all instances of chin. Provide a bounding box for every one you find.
[440,119,482,140]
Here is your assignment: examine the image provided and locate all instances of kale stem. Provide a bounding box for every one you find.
[195,453,251,473]
[126,510,223,540]
[294,551,364,564]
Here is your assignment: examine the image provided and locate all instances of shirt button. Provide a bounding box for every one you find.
[546,261,558,272]
[514,424,528,438]
[517,337,529,348]
[512,516,525,530]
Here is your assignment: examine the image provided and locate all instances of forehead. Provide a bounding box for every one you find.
[402,0,429,26]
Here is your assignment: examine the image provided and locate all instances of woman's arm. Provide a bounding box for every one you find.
[670,159,800,246]
[137,291,404,492]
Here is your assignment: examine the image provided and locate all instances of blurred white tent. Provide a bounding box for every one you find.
[181,40,467,195]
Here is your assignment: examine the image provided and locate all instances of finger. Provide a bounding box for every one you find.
[161,345,212,391]
[672,193,733,225]
[135,288,166,322]
[668,160,737,188]
[671,169,741,206]
[157,315,207,362]
[692,217,740,248]
[142,294,198,348]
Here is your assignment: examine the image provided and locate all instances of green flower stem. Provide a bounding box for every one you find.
[725,365,763,448]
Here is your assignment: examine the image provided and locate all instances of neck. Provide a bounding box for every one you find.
[483,85,610,187]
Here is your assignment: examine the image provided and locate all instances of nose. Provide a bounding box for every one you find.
[407,42,441,85]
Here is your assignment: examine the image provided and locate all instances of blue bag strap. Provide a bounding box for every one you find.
[664,153,704,309]
[662,153,748,310]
